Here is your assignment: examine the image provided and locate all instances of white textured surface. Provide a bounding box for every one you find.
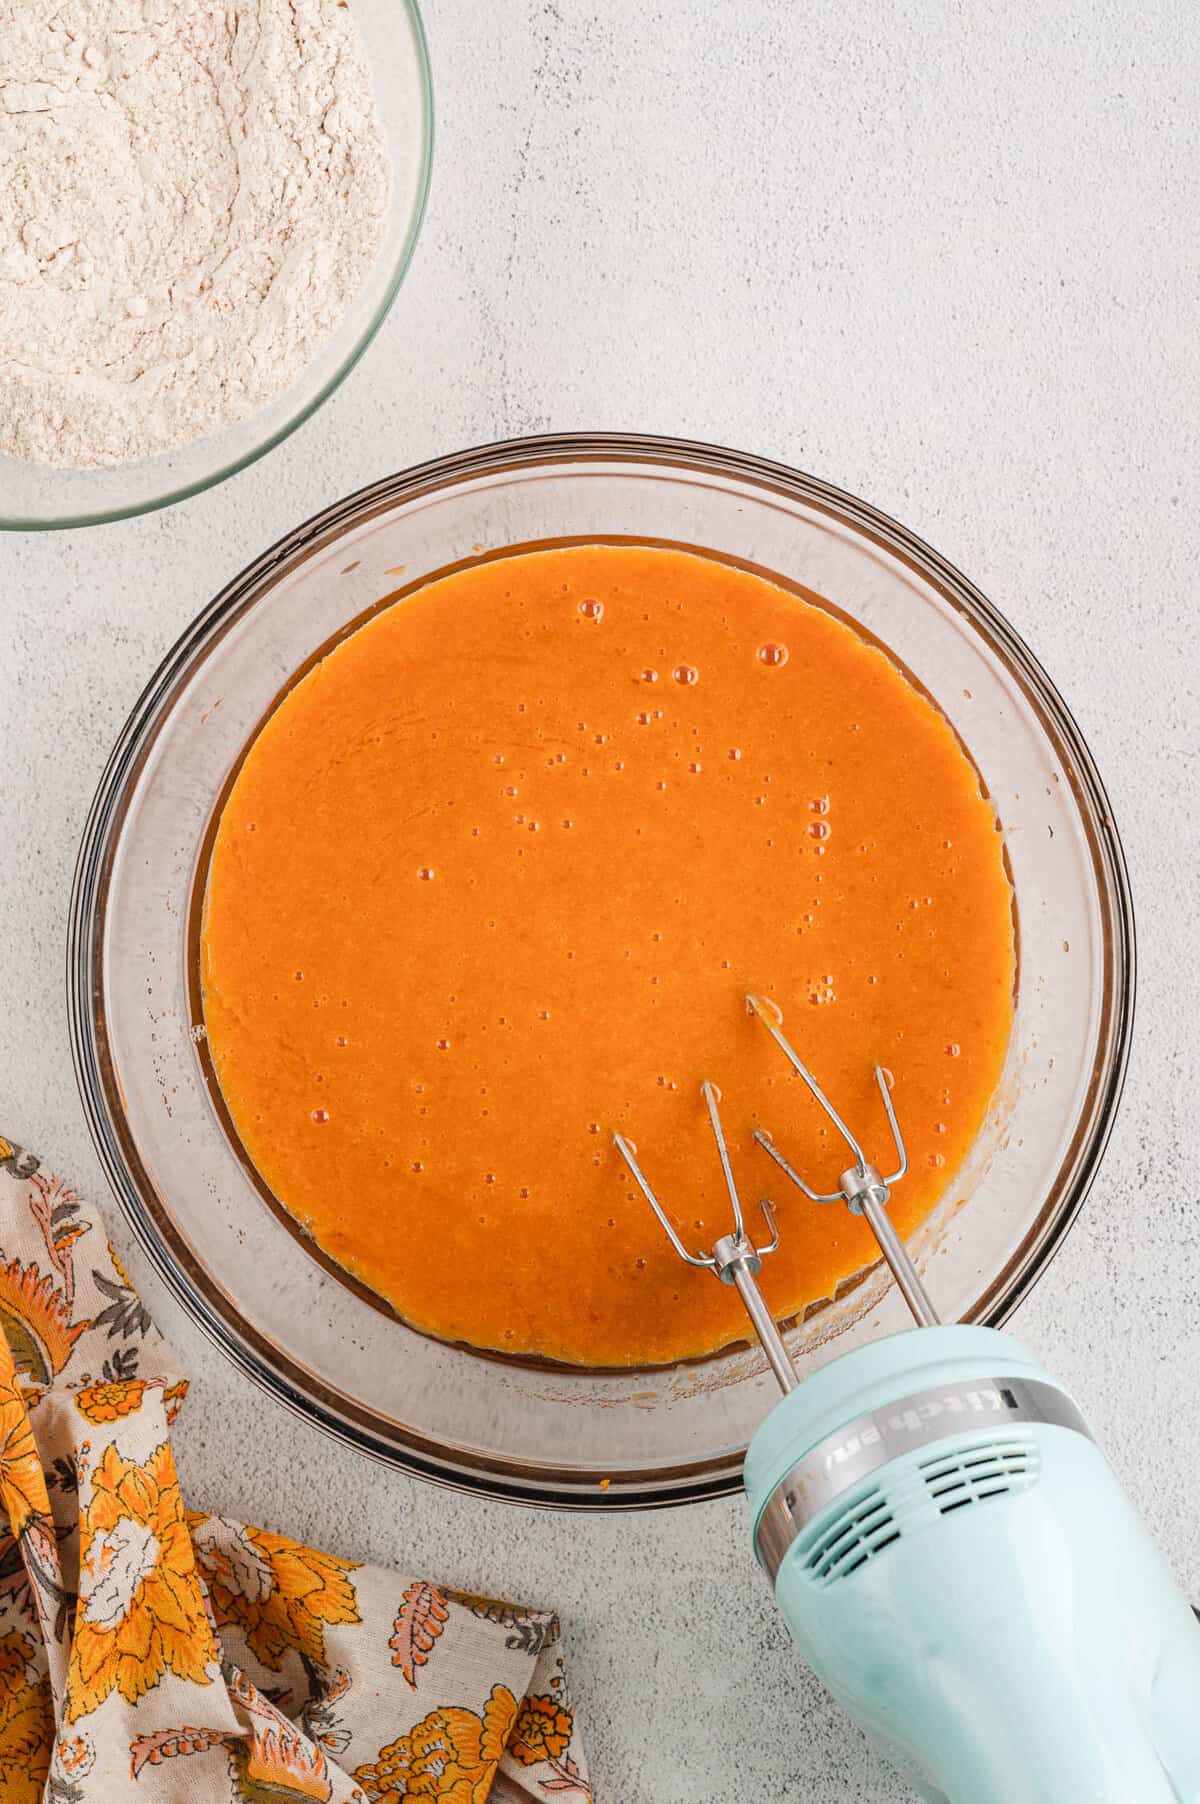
[2,2,1199,1797]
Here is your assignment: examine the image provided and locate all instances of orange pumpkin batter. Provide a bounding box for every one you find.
[201,544,1014,1365]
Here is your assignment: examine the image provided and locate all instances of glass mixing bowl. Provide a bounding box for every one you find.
[68,434,1134,1507]
[1,0,431,533]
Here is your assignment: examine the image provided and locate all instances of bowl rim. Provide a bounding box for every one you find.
[67,431,1137,1508]
[1,0,434,535]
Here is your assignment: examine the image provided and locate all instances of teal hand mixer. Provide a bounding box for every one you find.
[615,995,1200,1803]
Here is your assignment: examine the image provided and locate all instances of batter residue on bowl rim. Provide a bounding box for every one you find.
[200,542,1015,1365]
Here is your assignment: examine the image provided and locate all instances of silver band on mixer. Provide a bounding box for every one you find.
[754,1375,1093,1584]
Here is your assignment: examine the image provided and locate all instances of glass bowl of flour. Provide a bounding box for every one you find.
[0,0,432,530]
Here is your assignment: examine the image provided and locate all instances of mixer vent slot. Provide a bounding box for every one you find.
[918,1435,1040,1515]
[800,1486,899,1587]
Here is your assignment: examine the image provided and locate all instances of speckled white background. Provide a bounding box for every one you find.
[2,2,1199,1797]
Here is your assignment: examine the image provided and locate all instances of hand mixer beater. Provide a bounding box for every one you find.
[616,995,1200,1804]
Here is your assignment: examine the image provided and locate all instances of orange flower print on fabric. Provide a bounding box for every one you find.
[480,1685,521,1765]
[162,1378,189,1426]
[0,1630,54,1804]
[228,1718,333,1803]
[56,1732,96,1777]
[355,1683,518,1804]
[0,1394,42,1542]
[67,1440,217,1722]
[0,1339,47,1541]
[0,1256,87,1384]
[190,1515,361,1671]
[224,1665,334,1803]
[509,1694,573,1767]
[75,1378,147,1423]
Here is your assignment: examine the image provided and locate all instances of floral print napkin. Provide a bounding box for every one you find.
[0,1135,591,1804]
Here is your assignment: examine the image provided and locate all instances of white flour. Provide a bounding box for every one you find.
[0,0,392,469]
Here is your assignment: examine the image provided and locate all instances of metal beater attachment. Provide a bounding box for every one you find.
[614,1001,941,1393]
[746,994,941,1328]
[613,1082,800,1392]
